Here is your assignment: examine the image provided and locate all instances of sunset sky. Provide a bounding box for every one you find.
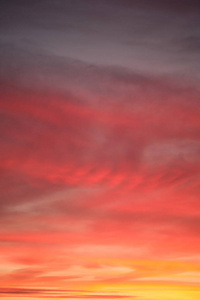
[0,1,200,299]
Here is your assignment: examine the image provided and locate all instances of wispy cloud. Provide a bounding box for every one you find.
[0,1,200,299]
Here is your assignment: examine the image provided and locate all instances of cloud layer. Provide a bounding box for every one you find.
[0,0,200,299]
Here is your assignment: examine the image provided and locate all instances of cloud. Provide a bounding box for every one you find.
[1,0,200,76]
[1,62,199,191]
[0,287,96,298]
[0,1,200,297]
[0,288,133,299]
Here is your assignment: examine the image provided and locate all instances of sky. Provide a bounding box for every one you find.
[0,0,200,299]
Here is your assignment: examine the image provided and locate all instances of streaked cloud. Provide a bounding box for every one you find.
[0,1,200,299]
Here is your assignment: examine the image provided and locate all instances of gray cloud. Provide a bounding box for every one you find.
[1,0,200,77]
